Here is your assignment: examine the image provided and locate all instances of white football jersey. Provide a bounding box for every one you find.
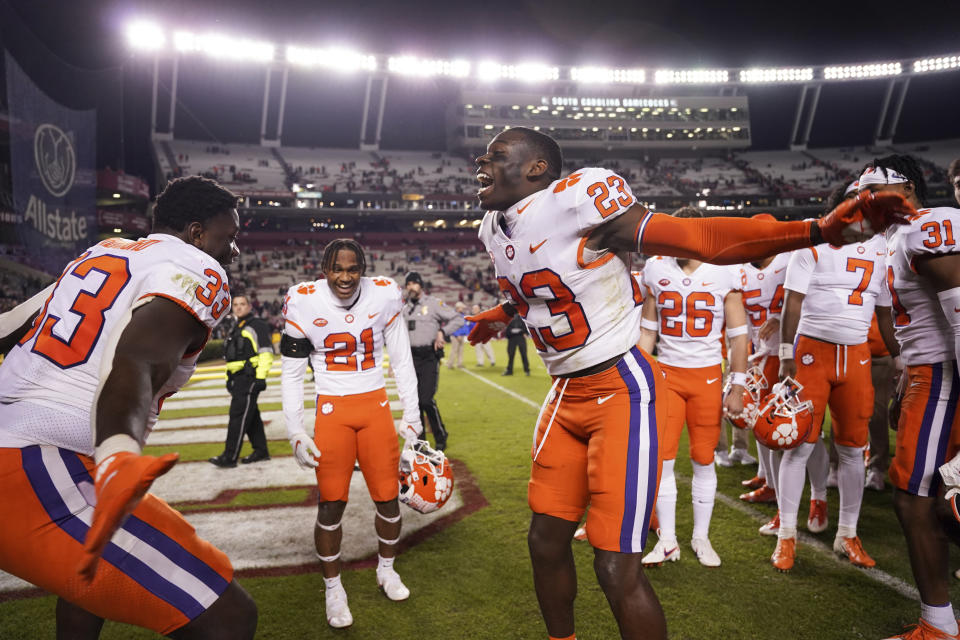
[478,167,645,375]
[282,276,416,403]
[784,235,890,346]
[0,234,231,454]
[885,207,960,365]
[740,252,791,355]
[642,257,741,367]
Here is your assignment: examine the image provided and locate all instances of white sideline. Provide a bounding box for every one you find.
[466,367,921,604]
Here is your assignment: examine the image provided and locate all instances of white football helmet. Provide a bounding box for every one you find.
[724,365,767,430]
[398,441,454,514]
[753,377,815,450]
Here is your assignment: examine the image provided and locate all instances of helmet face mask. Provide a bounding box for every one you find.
[752,376,815,450]
[398,441,454,514]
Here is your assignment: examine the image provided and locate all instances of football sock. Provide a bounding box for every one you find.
[778,441,815,531]
[757,442,771,487]
[691,460,717,540]
[656,459,678,544]
[836,444,866,533]
[920,602,959,635]
[807,438,829,502]
[324,575,342,591]
[377,555,395,572]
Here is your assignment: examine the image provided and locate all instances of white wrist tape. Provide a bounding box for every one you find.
[778,343,795,360]
[640,318,659,331]
[94,433,142,465]
[726,324,748,339]
[728,372,748,387]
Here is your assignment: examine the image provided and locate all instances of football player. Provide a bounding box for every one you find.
[871,155,960,640]
[638,207,750,568]
[738,213,793,533]
[773,183,899,573]
[280,239,423,629]
[465,126,913,640]
[0,177,256,638]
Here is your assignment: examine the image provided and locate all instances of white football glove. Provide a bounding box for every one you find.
[399,420,423,445]
[289,432,320,469]
[940,452,960,506]
[399,443,416,473]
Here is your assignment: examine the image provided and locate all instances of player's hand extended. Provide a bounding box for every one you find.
[289,432,320,470]
[79,451,179,582]
[779,357,797,381]
[818,191,915,245]
[939,453,960,523]
[465,304,512,345]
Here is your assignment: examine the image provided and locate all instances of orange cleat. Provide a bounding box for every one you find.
[833,535,876,568]
[740,484,776,503]
[741,475,765,490]
[807,499,828,533]
[881,618,960,639]
[759,511,780,536]
[771,537,795,572]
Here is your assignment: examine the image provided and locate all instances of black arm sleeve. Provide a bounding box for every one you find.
[280,333,313,358]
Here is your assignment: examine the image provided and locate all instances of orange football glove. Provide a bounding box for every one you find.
[78,451,179,582]
[817,191,915,246]
[465,304,512,345]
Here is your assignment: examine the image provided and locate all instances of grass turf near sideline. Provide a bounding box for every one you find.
[1,339,958,639]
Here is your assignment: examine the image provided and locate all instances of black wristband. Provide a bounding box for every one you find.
[809,220,823,246]
[503,302,518,317]
[280,334,313,358]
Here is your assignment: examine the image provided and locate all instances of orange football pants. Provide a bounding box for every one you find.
[793,336,873,446]
[0,446,232,635]
[528,346,665,554]
[314,387,400,502]
[890,362,960,497]
[659,362,723,465]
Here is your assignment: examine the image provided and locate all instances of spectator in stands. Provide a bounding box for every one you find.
[468,303,496,368]
[447,302,469,369]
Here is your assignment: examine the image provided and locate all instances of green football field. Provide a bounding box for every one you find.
[1,340,958,639]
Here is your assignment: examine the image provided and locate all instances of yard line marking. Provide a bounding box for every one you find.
[462,368,540,410]
[467,371,921,603]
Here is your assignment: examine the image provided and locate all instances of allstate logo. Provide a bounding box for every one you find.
[34,123,76,198]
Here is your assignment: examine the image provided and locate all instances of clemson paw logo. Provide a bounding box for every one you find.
[800,353,814,365]
[434,476,453,501]
[297,284,316,295]
[321,402,334,415]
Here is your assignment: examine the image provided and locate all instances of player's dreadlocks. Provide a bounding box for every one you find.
[671,205,703,218]
[153,176,239,232]
[321,238,366,275]
[864,154,928,206]
[509,126,563,182]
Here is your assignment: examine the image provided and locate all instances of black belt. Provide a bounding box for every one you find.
[558,353,624,379]
[411,346,436,356]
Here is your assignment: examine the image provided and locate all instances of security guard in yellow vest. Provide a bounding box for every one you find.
[210,295,275,467]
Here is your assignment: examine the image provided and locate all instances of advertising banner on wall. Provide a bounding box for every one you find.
[5,52,96,274]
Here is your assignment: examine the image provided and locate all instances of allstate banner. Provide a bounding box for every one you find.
[5,53,95,274]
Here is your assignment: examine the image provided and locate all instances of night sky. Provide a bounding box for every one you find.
[3,0,960,184]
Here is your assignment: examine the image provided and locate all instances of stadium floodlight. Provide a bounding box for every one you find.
[286,45,377,72]
[125,20,165,51]
[914,55,960,73]
[570,67,645,84]
[739,67,813,83]
[654,69,729,84]
[823,62,901,80]
[478,61,559,82]
[387,56,470,77]
[174,31,275,63]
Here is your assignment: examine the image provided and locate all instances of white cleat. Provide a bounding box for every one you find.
[714,450,734,468]
[691,537,722,567]
[642,538,681,566]
[729,447,757,465]
[826,465,838,489]
[865,468,885,491]
[377,567,411,601]
[325,586,353,629]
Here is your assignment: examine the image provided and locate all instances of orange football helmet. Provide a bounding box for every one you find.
[399,441,454,514]
[724,365,767,430]
[753,377,815,450]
